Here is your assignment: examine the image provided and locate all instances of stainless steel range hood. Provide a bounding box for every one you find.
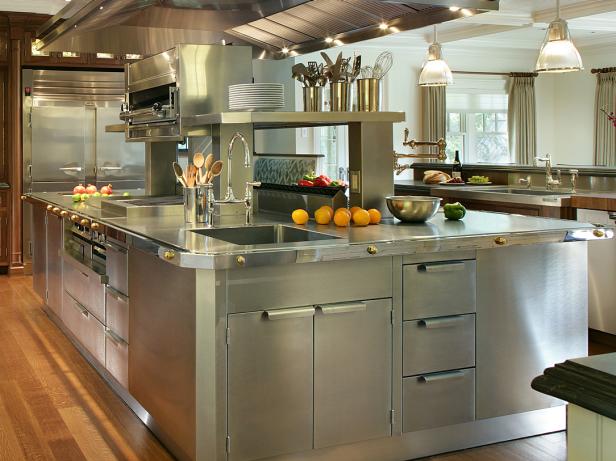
[36,0,499,59]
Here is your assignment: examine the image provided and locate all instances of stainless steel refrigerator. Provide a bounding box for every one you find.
[22,69,145,268]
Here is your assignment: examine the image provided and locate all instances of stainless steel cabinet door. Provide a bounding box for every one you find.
[31,106,86,182]
[476,243,588,419]
[46,214,63,317]
[31,205,46,300]
[314,299,392,449]
[228,307,315,461]
[96,107,144,181]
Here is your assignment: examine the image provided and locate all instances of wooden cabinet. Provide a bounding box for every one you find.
[440,196,574,219]
[0,205,7,266]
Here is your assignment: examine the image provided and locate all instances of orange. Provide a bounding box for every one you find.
[367,209,382,225]
[314,208,332,225]
[318,205,334,219]
[291,209,309,225]
[352,209,370,226]
[333,210,351,227]
[350,206,363,216]
[335,208,351,218]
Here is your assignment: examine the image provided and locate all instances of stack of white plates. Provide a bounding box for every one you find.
[229,83,285,111]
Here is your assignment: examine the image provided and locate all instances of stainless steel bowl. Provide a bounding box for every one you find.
[385,196,441,223]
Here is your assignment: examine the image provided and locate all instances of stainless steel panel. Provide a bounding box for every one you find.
[227,258,392,314]
[31,106,86,183]
[96,107,145,181]
[62,253,106,323]
[32,205,47,299]
[46,214,64,317]
[105,286,129,342]
[62,291,106,365]
[403,369,475,433]
[577,209,616,335]
[403,314,475,377]
[104,240,128,295]
[403,260,476,320]
[105,329,129,388]
[476,243,588,419]
[228,308,314,461]
[314,299,392,449]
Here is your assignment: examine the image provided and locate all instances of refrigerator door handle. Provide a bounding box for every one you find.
[59,166,83,172]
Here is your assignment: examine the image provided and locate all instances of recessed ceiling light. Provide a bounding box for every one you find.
[325,37,333,43]
[379,23,388,30]
[334,39,344,46]
[449,6,460,11]
[281,46,289,54]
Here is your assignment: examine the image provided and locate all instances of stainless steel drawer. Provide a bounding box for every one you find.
[105,286,129,342]
[62,292,106,365]
[403,368,475,433]
[105,329,128,388]
[104,241,128,295]
[403,314,475,376]
[403,260,476,320]
[62,253,106,323]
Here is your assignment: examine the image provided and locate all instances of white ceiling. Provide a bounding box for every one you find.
[0,0,68,15]
[368,0,616,52]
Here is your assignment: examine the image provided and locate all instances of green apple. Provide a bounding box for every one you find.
[80,193,89,201]
[72,193,81,202]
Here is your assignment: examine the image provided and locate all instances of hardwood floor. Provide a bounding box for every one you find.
[0,274,614,461]
[0,275,173,461]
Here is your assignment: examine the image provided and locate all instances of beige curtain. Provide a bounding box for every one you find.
[421,86,446,141]
[508,75,537,165]
[594,71,616,166]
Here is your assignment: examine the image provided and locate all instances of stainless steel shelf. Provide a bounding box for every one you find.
[182,111,406,130]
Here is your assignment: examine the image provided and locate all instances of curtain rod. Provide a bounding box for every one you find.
[591,67,616,74]
[452,71,538,77]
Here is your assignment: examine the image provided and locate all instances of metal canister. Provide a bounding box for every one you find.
[303,86,323,112]
[183,187,198,224]
[356,78,382,112]
[197,183,214,225]
[329,82,351,112]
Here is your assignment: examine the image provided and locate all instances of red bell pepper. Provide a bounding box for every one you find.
[313,177,330,187]
[297,179,314,187]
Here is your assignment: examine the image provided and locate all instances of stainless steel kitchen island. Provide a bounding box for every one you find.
[25,192,613,461]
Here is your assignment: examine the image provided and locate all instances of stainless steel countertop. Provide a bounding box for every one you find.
[28,191,612,269]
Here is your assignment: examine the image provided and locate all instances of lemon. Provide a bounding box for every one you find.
[367,209,382,225]
[352,209,370,226]
[350,206,363,216]
[318,205,334,220]
[314,208,332,225]
[291,209,309,225]
[335,208,352,218]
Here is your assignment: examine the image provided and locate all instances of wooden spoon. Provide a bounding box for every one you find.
[185,164,198,188]
[172,162,187,187]
[206,160,223,184]
[203,153,214,181]
[193,152,205,184]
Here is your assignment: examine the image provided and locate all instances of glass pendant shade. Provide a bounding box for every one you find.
[536,17,583,73]
[419,42,453,87]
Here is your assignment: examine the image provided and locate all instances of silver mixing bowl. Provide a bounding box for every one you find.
[385,196,441,223]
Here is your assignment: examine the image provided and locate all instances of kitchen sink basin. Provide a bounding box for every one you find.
[191,225,341,245]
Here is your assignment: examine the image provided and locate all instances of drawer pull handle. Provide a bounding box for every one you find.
[418,370,466,384]
[80,271,89,279]
[418,262,466,273]
[105,328,126,346]
[265,307,315,320]
[71,300,89,318]
[418,316,464,329]
[105,286,129,303]
[104,241,128,254]
[318,302,367,315]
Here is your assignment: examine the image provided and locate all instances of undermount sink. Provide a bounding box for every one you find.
[191,224,341,246]
[477,187,571,196]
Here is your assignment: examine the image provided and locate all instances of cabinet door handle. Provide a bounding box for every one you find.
[104,328,126,346]
[71,299,89,318]
[103,241,128,254]
[318,302,367,315]
[418,370,465,384]
[418,316,465,329]
[265,307,315,320]
[418,262,466,273]
[105,285,128,303]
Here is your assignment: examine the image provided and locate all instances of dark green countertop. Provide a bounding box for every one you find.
[531,353,616,420]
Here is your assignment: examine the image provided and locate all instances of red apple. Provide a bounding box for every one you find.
[100,184,113,195]
[85,184,98,195]
[73,184,86,194]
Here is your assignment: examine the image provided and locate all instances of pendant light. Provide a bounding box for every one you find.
[536,0,583,73]
[419,25,453,87]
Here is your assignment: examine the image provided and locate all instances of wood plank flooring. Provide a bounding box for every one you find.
[0,274,613,461]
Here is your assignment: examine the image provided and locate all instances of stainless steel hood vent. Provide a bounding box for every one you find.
[36,0,499,58]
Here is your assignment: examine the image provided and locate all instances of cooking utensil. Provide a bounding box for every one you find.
[193,152,205,184]
[351,55,361,82]
[185,164,197,188]
[203,153,214,178]
[385,196,441,223]
[205,160,223,184]
[360,66,373,79]
[172,162,187,187]
[373,51,393,79]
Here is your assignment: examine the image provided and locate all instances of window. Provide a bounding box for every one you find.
[316,126,348,180]
[446,75,511,164]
